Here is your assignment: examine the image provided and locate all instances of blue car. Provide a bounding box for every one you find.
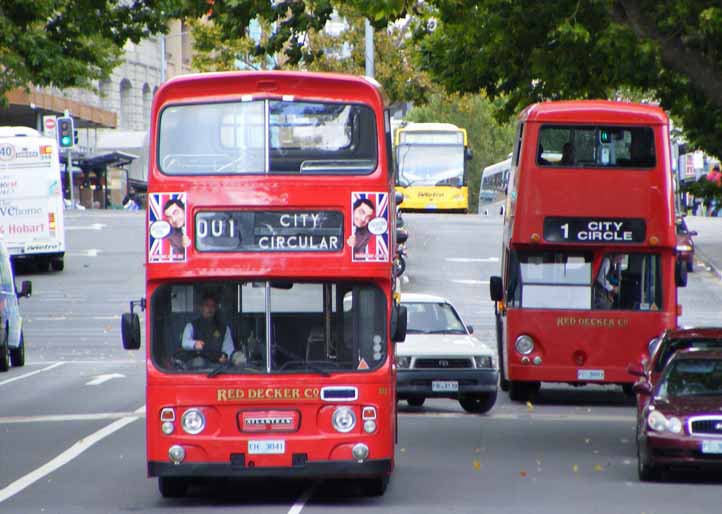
[0,241,32,371]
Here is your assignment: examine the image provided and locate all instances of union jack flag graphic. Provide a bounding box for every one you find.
[148,192,187,263]
[350,191,389,262]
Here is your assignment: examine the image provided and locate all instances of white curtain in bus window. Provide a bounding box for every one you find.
[520,253,592,309]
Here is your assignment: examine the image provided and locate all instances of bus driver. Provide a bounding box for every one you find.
[181,293,236,363]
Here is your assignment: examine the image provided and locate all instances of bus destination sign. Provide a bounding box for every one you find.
[195,211,343,252]
[543,217,646,244]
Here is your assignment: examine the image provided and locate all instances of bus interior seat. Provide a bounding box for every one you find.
[306,326,326,360]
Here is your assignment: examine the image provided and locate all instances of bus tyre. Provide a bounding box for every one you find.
[508,381,540,402]
[459,392,497,414]
[407,397,425,407]
[359,475,389,497]
[51,258,64,272]
[158,477,187,498]
[10,332,24,367]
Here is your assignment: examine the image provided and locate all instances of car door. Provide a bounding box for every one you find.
[0,249,20,348]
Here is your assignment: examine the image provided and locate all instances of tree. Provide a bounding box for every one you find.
[405,93,516,212]
[0,1,179,104]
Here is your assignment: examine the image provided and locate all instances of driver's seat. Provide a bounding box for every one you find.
[306,326,325,360]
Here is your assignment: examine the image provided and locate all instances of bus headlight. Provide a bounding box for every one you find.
[474,355,493,368]
[514,335,535,355]
[332,406,356,433]
[181,408,206,435]
[396,356,411,369]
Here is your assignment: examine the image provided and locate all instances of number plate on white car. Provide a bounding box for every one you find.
[432,380,459,392]
[577,369,605,380]
[248,439,285,455]
[701,440,722,454]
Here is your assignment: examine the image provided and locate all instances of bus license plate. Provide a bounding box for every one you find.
[248,439,285,455]
[577,369,605,380]
[432,381,459,392]
[701,440,722,454]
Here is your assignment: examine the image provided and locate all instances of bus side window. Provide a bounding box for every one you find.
[512,123,524,166]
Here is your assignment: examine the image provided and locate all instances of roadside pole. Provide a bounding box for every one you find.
[66,148,74,209]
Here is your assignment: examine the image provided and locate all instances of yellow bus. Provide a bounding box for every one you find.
[394,123,472,212]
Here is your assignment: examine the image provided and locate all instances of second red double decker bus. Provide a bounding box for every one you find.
[490,101,683,401]
[122,71,406,497]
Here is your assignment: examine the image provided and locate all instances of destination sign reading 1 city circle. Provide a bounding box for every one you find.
[543,217,646,244]
[195,211,343,252]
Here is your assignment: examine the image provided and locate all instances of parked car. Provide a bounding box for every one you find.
[633,349,722,481]
[628,327,722,398]
[676,217,697,273]
[396,293,498,413]
[0,241,32,371]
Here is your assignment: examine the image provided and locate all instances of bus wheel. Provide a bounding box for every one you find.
[459,392,497,414]
[359,475,389,497]
[407,397,425,407]
[158,477,187,498]
[508,381,540,402]
[10,332,25,367]
[51,258,64,272]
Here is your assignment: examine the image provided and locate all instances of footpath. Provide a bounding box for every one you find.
[685,215,722,279]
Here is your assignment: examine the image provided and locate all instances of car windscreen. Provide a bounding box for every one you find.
[657,359,722,397]
[654,339,722,372]
[403,302,466,334]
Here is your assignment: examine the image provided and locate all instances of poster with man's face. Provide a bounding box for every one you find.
[348,192,389,262]
[148,192,190,263]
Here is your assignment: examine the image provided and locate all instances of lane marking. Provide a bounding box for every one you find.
[0,362,65,387]
[0,405,144,503]
[65,223,106,231]
[451,280,489,285]
[446,257,499,263]
[29,315,121,321]
[287,483,316,514]
[0,411,145,425]
[86,373,125,386]
[66,249,101,257]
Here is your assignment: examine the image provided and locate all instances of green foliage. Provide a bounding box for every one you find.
[0,1,179,103]
[405,92,516,212]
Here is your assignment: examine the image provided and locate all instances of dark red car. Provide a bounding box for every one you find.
[676,217,697,273]
[633,349,722,481]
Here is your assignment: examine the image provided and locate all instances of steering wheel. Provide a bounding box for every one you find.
[173,348,225,364]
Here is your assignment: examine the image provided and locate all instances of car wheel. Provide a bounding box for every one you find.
[637,447,661,482]
[407,397,425,407]
[0,325,9,372]
[158,477,187,498]
[459,392,497,414]
[10,331,25,367]
[686,259,693,272]
[51,258,64,272]
[359,475,389,497]
[508,381,540,402]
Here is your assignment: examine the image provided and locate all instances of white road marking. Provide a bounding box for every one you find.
[446,257,499,263]
[287,483,316,514]
[86,373,125,386]
[0,362,65,387]
[31,315,121,321]
[451,279,489,285]
[65,223,106,231]
[0,411,144,425]
[66,249,101,257]
[0,405,144,503]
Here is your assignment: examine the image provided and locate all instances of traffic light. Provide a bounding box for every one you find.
[57,117,75,149]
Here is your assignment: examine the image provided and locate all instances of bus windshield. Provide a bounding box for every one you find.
[396,144,464,186]
[151,280,387,375]
[158,100,377,175]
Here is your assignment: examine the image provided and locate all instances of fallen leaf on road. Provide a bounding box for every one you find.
[519,470,527,477]
[572,464,579,473]
[594,464,603,472]
[473,459,481,471]
[526,401,534,411]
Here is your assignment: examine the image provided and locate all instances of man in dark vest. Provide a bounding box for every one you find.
[181,293,234,363]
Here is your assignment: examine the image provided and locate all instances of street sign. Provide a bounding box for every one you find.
[43,115,57,139]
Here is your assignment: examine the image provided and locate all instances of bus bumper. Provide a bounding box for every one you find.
[149,458,392,479]
[396,369,498,398]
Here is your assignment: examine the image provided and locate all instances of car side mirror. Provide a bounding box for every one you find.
[632,381,652,396]
[392,305,407,343]
[465,147,473,161]
[17,280,31,298]
[396,227,408,245]
[627,362,644,377]
[121,312,141,350]
[489,276,503,302]
[466,324,474,334]
[689,230,698,236]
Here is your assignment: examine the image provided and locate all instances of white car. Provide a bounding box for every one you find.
[396,293,498,413]
[0,241,32,371]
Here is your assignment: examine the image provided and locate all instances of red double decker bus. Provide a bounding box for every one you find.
[121,71,406,497]
[489,101,683,401]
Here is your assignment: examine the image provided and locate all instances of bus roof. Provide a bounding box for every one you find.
[0,126,42,138]
[520,100,668,125]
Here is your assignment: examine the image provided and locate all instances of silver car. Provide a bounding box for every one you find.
[0,241,31,371]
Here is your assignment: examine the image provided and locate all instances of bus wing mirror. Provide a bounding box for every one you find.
[632,381,652,396]
[627,362,644,377]
[121,312,141,350]
[396,227,408,245]
[392,305,407,343]
[395,190,404,206]
[17,280,32,298]
[489,276,503,302]
[465,148,473,161]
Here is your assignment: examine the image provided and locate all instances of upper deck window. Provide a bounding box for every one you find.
[537,126,655,168]
[158,100,378,175]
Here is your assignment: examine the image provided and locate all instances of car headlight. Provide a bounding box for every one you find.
[514,335,535,355]
[647,410,682,433]
[676,244,692,252]
[474,355,493,368]
[331,406,356,433]
[396,355,411,369]
[181,408,206,435]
